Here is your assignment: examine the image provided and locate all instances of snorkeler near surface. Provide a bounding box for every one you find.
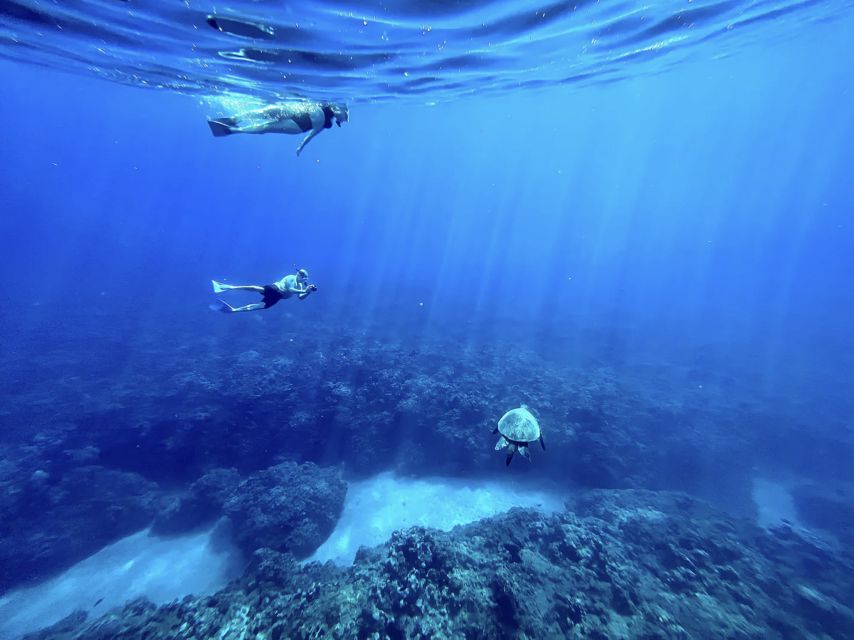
[211,269,316,313]
[207,100,348,155]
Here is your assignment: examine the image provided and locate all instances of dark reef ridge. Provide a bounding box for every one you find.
[0,465,162,594]
[23,490,854,640]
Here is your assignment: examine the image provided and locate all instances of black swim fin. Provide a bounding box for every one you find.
[208,118,237,137]
[506,444,516,467]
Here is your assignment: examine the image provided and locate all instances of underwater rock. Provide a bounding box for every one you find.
[0,465,161,594]
[23,489,854,640]
[223,461,346,558]
[152,467,241,534]
[151,462,347,558]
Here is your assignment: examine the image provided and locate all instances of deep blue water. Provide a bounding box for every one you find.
[1,0,854,636]
[3,19,853,414]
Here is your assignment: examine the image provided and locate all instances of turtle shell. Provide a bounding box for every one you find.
[497,406,541,443]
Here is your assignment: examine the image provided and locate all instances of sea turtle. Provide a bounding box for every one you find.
[493,405,545,466]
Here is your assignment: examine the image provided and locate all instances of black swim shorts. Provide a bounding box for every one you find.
[261,285,284,308]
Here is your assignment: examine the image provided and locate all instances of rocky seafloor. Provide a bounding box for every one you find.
[2,314,854,637]
[22,490,854,640]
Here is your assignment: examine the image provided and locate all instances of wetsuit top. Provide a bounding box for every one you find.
[322,106,334,129]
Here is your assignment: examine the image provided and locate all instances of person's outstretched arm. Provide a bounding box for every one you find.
[296,129,322,155]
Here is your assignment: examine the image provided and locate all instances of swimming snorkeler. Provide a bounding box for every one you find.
[211,269,317,313]
[207,100,349,155]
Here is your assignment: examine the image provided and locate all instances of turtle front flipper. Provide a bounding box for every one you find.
[506,443,517,466]
[539,434,546,450]
[494,436,509,451]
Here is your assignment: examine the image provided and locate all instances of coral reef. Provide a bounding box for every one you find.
[22,490,854,640]
[2,320,853,596]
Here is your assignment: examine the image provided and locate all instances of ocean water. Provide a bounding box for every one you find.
[1,0,854,638]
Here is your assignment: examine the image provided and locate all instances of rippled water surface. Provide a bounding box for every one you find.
[1,0,851,101]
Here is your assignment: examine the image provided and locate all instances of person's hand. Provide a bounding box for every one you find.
[308,284,318,291]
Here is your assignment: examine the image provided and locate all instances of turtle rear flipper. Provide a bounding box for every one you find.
[494,436,509,451]
[519,444,531,461]
[539,434,546,450]
[506,443,517,466]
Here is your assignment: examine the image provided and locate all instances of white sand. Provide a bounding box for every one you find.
[751,476,840,550]
[752,477,801,529]
[307,472,565,565]
[0,523,242,640]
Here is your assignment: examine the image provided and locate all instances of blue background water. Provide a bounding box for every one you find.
[2,8,854,636]
[2,19,852,427]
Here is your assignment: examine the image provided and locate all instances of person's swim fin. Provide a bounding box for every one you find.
[211,279,227,293]
[209,299,234,313]
[208,118,237,137]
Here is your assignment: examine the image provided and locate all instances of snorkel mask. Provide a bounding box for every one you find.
[331,104,348,127]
